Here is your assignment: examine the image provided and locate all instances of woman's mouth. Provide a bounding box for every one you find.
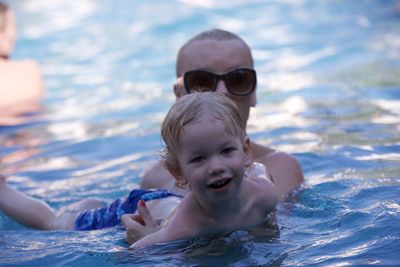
[207,178,232,191]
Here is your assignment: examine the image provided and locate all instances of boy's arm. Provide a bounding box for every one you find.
[129,211,193,248]
[129,226,169,248]
[129,200,195,248]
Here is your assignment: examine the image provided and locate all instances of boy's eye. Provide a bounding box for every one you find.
[189,156,205,163]
[222,147,236,154]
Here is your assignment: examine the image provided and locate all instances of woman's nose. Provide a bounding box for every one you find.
[215,80,229,95]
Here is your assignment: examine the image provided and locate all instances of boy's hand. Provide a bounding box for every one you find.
[121,200,159,245]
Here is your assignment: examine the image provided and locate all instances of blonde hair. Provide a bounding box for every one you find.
[161,91,245,171]
[175,28,253,77]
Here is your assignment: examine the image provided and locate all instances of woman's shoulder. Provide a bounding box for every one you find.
[251,141,298,166]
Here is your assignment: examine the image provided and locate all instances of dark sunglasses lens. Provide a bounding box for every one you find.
[185,71,216,93]
[226,69,256,95]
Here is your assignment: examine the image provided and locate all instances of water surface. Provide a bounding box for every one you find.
[1,0,400,266]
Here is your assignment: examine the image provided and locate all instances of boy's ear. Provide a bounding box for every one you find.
[243,136,252,167]
[167,163,187,186]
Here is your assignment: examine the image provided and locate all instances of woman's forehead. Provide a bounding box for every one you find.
[181,39,253,73]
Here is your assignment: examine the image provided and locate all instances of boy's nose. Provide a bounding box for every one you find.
[208,156,226,176]
[215,80,229,95]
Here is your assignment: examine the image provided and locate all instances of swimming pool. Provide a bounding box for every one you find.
[1,0,399,266]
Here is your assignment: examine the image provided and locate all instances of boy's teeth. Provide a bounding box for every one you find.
[208,179,230,189]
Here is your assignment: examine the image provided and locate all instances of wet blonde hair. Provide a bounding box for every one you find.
[161,91,245,171]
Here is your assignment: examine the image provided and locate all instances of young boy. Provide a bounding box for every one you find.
[130,92,278,248]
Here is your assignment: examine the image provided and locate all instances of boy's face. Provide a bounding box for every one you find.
[174,39,256,129]
[173,116,249,203]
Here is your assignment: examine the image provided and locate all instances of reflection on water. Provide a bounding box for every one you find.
[1,0,400,266]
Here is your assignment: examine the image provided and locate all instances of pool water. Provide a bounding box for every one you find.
[1,0,400,266]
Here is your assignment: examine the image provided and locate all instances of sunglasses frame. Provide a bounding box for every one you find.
[183,67,257,96]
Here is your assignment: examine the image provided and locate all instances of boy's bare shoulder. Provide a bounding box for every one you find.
[236,180,278,229]
[245,178,278,207]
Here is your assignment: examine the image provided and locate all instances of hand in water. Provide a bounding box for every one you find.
[121,200,159,245]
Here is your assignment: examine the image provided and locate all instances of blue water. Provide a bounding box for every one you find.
[1,0,400,266]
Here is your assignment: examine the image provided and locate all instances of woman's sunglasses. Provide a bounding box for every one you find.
[183,68,257,96]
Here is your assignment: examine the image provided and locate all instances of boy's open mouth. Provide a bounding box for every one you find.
[207,178,232,190]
